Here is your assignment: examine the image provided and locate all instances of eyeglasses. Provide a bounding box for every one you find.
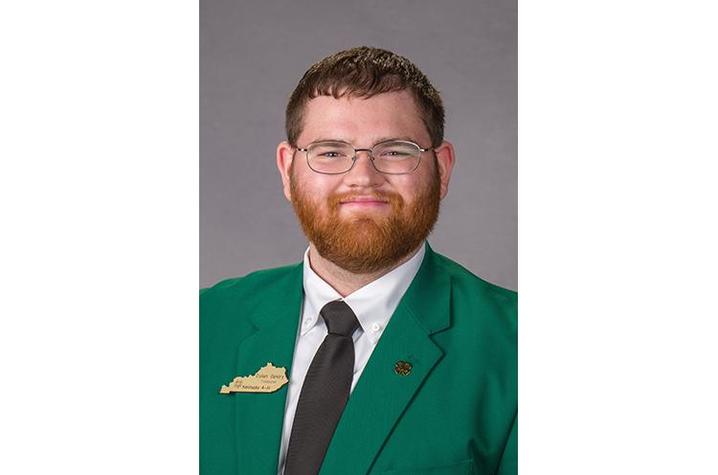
[296,139,433,175]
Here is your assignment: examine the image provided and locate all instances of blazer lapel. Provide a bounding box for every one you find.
[233,264,304,474]
[319,245,452,474]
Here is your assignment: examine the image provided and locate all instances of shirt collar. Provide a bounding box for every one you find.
[301,243,426,345]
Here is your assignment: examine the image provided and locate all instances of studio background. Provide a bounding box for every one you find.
[200,0,516,291]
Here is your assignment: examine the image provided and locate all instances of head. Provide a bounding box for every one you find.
[277,47,455,274]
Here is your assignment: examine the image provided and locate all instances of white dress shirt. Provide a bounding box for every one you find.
[276,243,426,474]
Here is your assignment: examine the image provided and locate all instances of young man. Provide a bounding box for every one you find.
[201,47,517,475]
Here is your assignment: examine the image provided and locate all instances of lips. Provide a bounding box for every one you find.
[339,198,389,207]
[339,196,389,205]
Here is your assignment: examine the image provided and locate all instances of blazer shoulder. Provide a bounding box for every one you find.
[200,262,302,302]
[430,251,517,334]
[429,251,517,365]
[200,263,301,322]
[432,251,516,301]
[200,262,303,342]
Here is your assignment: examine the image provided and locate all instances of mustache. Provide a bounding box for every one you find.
[327,191,403,208]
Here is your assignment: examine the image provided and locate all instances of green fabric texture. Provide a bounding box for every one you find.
[200,244,517,474]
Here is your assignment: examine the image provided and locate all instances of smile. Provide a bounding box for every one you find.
[339,198,390,207]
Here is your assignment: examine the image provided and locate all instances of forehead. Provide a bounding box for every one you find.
[298,90,430,146]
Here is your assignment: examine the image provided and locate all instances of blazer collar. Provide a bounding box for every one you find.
[234,262,304,474]
[400,242,452,335]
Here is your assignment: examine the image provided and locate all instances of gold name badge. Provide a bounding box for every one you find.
[219,362,289,394]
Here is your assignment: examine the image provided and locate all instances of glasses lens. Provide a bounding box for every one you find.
[373,141,421,173]
[307,142,354,173]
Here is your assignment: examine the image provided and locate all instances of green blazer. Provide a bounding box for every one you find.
[200,244,517,474]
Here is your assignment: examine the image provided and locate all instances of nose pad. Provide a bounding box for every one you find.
[345,150,383,186]
[350,150,378,173]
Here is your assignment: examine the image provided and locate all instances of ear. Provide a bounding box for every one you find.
[276,141,295,202]
[433,140,456,199]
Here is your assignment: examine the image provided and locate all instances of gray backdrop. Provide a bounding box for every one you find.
[201,0,517,291]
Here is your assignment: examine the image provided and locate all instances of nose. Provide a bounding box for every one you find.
[343,149,383,187]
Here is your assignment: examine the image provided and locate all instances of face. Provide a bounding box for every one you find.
[277,90,455,273]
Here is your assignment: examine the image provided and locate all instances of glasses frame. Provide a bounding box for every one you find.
[296,139,434,175]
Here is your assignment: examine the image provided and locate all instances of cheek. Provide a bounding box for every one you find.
[389,176,430,203]
[292,171,338,203]
[306,177,338,199]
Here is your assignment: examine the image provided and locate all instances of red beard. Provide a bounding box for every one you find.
[290,164,441,273]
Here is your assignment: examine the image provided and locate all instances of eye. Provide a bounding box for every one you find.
[382,150,411,157]
[318,151,345,159]
[309,143,351,160]
[376,143,417,159]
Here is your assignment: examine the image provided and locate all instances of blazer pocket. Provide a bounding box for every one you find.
[372,458,474,474]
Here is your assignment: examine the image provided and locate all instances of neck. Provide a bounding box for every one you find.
[308,243,423,297]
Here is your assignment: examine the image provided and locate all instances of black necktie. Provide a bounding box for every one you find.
[284,300,360,475]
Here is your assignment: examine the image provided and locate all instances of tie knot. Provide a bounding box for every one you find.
[320,300,359,337]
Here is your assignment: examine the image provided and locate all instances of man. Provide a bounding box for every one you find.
[201,46,516,475]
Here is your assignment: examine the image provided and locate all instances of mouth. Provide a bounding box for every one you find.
[339,197,390,208]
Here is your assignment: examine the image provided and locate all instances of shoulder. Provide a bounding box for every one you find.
[199,262,303,344]
[429,250,517,332]
[200,262,302,316]
[432,251,516,304]
[201,263,301,293]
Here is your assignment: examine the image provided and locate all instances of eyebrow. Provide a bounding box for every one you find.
[310,136,420,146]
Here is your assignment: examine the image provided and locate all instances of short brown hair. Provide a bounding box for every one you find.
[286,46,445,147]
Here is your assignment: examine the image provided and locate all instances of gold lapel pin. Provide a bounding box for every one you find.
[219,362,288,394]
[394,360,412,376]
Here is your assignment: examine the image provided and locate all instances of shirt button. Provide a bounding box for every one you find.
[371,323,381,332]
